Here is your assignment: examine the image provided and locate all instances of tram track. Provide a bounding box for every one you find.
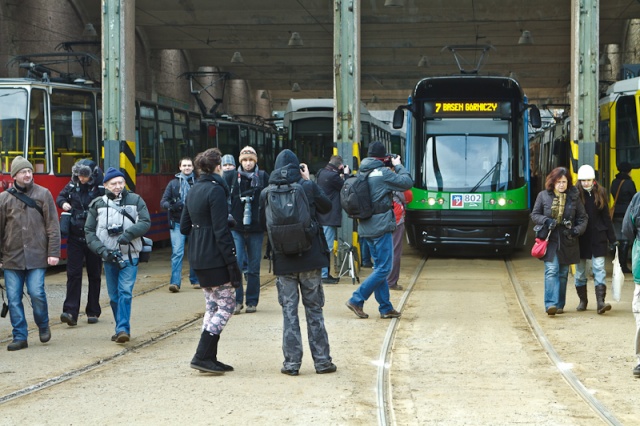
[377,256,624,425]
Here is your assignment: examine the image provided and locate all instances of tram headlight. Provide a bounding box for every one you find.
[428,197,436,206]
[498,198,506,206]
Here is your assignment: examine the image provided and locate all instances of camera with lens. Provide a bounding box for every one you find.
[111,249,127,270]
[383,153,398,167]
[561,219,573,229]
[240,196,253,226]
[107,223,124,236]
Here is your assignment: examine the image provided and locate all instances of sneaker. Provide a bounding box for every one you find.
[634,364,640,378]
[111,334,118,342]
[322,276,339,284]
[389,284,404,291]
[546,305,557,316]
[7,340,28,351]
[345,301,369,319]
[281,367,299,376]
[380,309,401,319]
[234,304,244,315]
[87,316,99,324]
[316,363,337,374]
[169,284,180,293]
[115,331,130,343]
[192,284,201,289]
[60,312,77,326]
[556,308,564,314]
[39,326,51,343]
[246,305,257,313]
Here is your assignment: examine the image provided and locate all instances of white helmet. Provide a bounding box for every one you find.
[577,164,596,180]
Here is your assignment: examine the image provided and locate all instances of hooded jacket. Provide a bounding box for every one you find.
[530,186,588,264]
[357,157,413,239]
[261,149,332,275]
[316,162,344,227]
[56,159,104,237]
[577,183,616,258]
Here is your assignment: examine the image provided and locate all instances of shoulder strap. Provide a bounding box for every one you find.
[612,179,625,205]
[104,195,137,224]
[7,188,44,217]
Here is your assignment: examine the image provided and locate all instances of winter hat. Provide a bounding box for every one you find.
[103,167,125,183]
[72,160,93,178]
[619,162,632,173]
[274,149,300,170]
[368,141,386,158]
[239,146,258,163]
[10,156,33,178]
[222,154,236,167]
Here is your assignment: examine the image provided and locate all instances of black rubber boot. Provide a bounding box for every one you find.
[620,241,632,274]
[576,285,588,311]
[596,285,612,315]
[209,333,234,371]
[190,331,225,374]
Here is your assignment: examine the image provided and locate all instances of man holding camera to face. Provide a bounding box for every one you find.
[85,167,151,344]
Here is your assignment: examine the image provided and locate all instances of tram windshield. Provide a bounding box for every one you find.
[0,88,27,173]
[422,119,512,192]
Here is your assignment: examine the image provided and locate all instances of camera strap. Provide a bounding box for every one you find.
[7,188,44,218]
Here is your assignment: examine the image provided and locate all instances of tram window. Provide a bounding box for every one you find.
[29,89,47,173]
[174,110,189,160]
[616,96,640,166]
[189,114,202,156]
[158,108,175,173]
[138,105,157,174]
[0,88,27,173]
[50,90,98,175]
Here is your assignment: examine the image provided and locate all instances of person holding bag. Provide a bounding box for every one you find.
[573,165,617,314]
[531,167,588,316]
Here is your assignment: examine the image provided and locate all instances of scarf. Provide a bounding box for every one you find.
[551,190,567,223]
[238,164,263,189]
[178,172,195,203]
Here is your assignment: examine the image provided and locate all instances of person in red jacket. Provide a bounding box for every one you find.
[388,189,413,291]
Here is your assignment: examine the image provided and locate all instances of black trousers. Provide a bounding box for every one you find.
[62,235,103,319]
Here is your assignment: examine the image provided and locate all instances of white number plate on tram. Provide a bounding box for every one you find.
[451,193,483,208]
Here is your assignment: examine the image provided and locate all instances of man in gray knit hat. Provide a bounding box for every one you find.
[0,156,61,351]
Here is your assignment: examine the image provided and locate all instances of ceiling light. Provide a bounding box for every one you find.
[82,23,97,38]
[231,52,244,63]
[518,30,533,45]
[418,56,430,67]
[288,32,303,47]
[384,0,405,7]
[291,83,301,92]
[260,90,270,100]
[371,95,379,103]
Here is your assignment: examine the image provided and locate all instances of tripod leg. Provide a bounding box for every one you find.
[349,251,356,285]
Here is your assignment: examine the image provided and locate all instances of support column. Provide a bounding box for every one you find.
[570,0,599,173]
[102,0,136,189]
[334,0,361,255]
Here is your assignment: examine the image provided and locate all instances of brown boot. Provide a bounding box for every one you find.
[595,285,611,314]
[576,285,588,311]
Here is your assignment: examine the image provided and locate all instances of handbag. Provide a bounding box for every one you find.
[612,247,625,302]
[59,212,72,237]
[531,229,552,259]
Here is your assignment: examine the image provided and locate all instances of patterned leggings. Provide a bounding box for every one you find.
[202,284,236,335]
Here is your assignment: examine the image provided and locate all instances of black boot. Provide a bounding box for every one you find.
[576,285,588,311]
[190,331,225,374]
[596,285,612,315]
[209,334,234,371]
[620,241,632,274]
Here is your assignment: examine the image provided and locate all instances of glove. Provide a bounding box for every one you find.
[117,234,130,245]
[571,228,580,237]
[609,241,619,253]
[227,214,237,229]
[544,218,557,230]
[101,250,116,262]
[227,262,242,288]
[170,200,184,211]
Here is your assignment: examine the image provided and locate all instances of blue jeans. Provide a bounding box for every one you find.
[104,260,138,334]
[232,230,263,307]
[348,233,394,314]
[169,223,198,287]
[575,256,606,287]
[543,254,569,310]
[321,225,337,278]
[4,268,48,341]
[360,237,373,266]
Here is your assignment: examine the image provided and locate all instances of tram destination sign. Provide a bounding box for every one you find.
[424,101,511,118]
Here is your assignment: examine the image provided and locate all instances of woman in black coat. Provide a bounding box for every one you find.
[574,165,616,314]
[531,167,588,316]
[180,148,242,375]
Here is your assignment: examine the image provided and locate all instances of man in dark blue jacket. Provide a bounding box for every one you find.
[261,149,337,377]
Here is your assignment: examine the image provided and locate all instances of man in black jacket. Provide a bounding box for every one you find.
[261,149,337,377]
[316,155,349,284]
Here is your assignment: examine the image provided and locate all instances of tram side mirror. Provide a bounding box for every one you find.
[392,109,405,129]
[529,105,542,129]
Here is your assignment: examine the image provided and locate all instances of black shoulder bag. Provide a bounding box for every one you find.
[7,187,44,217]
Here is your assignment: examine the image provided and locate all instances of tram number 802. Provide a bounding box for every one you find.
[451,193,483,208]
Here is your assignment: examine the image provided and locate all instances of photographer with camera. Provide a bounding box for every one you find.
[57,159,104,326]
[228,146,269,314]
[161,157,199,293]
[345,141,413,320]
[85,167,151,344]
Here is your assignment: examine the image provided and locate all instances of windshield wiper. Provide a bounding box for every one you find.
[470,161,501,192]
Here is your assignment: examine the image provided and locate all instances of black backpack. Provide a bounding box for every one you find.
[264,180,314,255]
[340,169,376,219]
